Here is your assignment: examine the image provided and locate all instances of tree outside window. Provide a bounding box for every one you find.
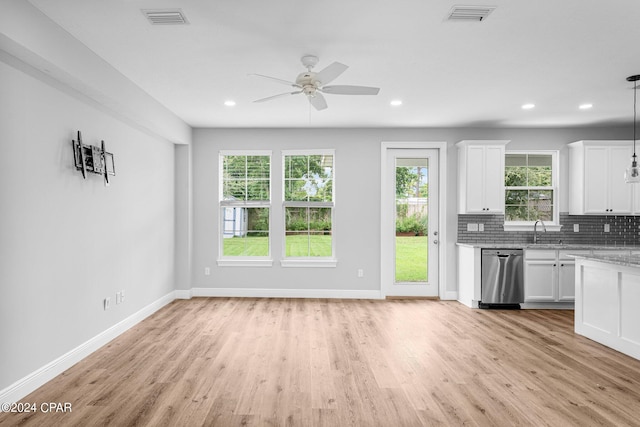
[505,153,555,222]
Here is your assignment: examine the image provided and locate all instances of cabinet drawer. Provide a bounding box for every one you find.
[525,250,556,260]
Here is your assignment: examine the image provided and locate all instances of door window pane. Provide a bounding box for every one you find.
[395,158,428,283]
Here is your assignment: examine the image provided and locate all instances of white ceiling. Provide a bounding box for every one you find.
[27,0,640,129]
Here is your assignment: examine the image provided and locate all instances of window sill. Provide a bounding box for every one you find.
[217,259,274,267]
[503,224,562,232]
[280,259,338,268]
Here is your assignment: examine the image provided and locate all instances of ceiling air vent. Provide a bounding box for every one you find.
[448,5,496,21]
[142,9,189,25]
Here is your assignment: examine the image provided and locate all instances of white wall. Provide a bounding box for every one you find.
[0,58,176,392]
[191,127,631,298]
[192,129,383,297]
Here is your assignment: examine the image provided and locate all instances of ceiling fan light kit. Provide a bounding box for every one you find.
[251,55,380,111]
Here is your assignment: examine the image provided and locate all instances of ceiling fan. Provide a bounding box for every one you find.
[250,55,380,111]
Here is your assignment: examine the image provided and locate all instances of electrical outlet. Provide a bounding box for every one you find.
[116,292,121,304]
[120,290,125,302]
[604,224,610,233]
[104,297,111,310]
[573,224,579,232]
[357,269,364,278]
[478,223,484,232]
[204,267,211,276]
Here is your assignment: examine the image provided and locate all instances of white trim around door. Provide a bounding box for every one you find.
[380,141,448,298]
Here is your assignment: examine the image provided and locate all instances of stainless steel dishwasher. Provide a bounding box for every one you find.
[480,249,524,309]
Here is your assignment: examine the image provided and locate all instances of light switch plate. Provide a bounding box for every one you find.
[467,223,479,232]
[478,223,484,232]
[573,224,579,232]
[604,224,610,233]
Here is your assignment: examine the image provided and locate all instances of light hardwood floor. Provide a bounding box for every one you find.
[3,298,640,426]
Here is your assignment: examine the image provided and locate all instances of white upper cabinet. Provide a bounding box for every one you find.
[457,140,510,214]
[569,141,635,215]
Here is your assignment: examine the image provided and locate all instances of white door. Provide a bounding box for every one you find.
[383,149,439,297]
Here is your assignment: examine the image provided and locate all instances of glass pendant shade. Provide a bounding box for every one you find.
[625,165,640,183]
[625,156,640,183]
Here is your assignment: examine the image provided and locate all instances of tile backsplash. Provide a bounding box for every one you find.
[458,213,640,246]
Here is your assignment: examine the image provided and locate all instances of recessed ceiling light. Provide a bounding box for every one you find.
[224,100,236,107]
[390,100,403,106]
[521,103,535,110]
[579,103,593,110]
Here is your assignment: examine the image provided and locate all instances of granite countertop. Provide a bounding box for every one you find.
[570,253,640,268]
[456,242,640,250]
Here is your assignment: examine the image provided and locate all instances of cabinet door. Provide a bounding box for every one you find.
[608,146,633,214]
[524,260,556,302]
[464,145,487,213]
[484,146,505,213]
[584,147,610,214]
[558,261,576,301]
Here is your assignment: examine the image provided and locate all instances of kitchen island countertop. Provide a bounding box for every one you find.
[456,242,640,250]
[569,253,640,268]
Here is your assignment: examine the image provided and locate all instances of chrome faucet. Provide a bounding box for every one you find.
[533,220,547,244]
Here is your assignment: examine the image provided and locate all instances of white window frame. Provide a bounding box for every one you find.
[503,150,561,231]
[217,150,273,267]
[281,149,337,268]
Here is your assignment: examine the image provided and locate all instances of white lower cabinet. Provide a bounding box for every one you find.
[460,246,635,308]
[524,258,556,301]
[524,249,590,303]
[557,260,577,301]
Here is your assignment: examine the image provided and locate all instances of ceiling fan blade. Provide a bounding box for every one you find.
[321,85,380,95]
[249,73,300,87]
[308,92,328,110]
[253,91,302,103]
[315,62,348,85]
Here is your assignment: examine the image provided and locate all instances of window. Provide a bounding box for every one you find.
[504,151,558,226]
[219,152,271,264]
[283,151,335,262]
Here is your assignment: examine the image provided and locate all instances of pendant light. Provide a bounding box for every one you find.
[625,74,640,183]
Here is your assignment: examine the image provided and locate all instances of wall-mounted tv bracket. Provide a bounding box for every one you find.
[72,130,115,186]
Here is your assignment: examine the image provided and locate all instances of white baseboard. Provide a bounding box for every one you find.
[191,287,383,300]
[522,302,575,310]
[0,291,176,404]
[442,291,458,301]
[174,289,193,299]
